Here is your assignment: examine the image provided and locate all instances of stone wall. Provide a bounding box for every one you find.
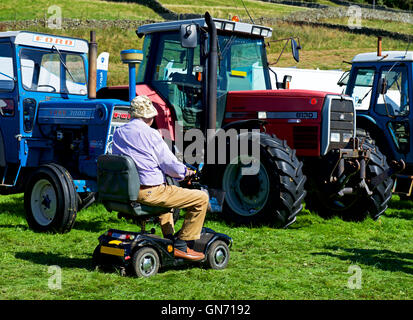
[284,6,413,24]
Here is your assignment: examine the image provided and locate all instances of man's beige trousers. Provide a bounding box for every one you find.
[137,184,208,241]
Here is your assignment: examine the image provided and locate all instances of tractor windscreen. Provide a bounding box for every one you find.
[0,43,15,92]
[19,48,87,95]
[217,35,270,92]
[140,32,203,130]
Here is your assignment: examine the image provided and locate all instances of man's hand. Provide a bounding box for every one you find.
[185,169,196,178]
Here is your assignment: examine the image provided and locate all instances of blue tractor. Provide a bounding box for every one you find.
[0,31,133,232]
[341,40,410,198]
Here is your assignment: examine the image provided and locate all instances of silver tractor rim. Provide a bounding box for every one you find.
[30,179,57,226]
[222,156,270,217]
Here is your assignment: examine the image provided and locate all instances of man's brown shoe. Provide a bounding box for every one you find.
[174,248,205,261]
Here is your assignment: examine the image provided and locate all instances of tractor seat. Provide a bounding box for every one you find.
[97,154,172,219]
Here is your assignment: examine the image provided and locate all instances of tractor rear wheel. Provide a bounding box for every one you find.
[24,163,78,233]
[208,133,306,227]
[306,141,393,221]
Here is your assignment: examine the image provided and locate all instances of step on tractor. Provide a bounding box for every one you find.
[98,12,392,223]
[339,38,412,199]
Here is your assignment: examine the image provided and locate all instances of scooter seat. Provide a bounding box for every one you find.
[97,154,171,218]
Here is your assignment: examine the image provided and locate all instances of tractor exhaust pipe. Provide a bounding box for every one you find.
[88,31,97,99]
[377,36,382,57]
[205,12,217,136]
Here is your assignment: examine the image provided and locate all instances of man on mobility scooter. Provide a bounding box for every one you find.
[94,94,231,277]
[111,95,208,261]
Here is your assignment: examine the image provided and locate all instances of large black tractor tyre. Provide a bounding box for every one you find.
[306,141,393,222]
[24,163,78,233]
[206,133,306,227]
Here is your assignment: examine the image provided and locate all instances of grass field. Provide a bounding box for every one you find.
[0,0,411,301]
[0,0,162,21]
[0,193,411,300]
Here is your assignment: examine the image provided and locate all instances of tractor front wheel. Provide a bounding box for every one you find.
[306,141,393,221]
[24,164,78,233]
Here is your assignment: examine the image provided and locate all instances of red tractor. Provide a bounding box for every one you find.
[99,13,392,226]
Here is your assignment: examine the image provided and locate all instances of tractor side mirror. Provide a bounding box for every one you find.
[282,75,292,89]
[337,70,350,87]
[291,38,301,63]
[180,24,198,48]
[378,77,388,95]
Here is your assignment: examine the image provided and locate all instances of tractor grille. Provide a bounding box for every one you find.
[321,96,355,155]
[330,99,354,132]
[328,98,355,151]
[293,126,318,150]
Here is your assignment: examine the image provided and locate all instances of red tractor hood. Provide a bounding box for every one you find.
[226,89,334,114]
[225,89,344,157]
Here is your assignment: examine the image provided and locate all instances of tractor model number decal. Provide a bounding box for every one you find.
[38,108,94,119]
[266,111,318,119]
[225,111,318,119]
[295,112,318,119]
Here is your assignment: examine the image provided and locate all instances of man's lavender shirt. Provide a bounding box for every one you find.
[112,118,186,186]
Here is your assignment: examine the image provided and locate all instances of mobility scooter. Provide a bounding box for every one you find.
[92,154,232,277]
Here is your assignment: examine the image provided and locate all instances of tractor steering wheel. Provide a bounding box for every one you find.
[37,84,57,93]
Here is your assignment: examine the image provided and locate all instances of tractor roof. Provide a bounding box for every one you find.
[352,51,413,63]
[0,31,88,53]
[137,17,272,39]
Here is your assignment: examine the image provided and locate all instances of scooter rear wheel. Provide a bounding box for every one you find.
[132,247,160,278]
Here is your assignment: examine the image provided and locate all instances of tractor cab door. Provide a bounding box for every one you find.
[374,64,411,159]
[0,41,20,186]
[145,32,203,131]
[349,63,412,162]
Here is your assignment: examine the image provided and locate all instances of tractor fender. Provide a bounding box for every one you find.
[356,114,395,161]
[357,113,377,125]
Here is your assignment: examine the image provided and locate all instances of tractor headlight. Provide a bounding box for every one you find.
[258,111,267,119]
[224,22,235,31]
[252,27,261,35]
[343,133,353,143]
[330,132,341,143]
[214,21,223,30]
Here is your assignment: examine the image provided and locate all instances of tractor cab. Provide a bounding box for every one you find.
[346,51,413,160]
[344,50,413,196]
[0,32,90,186]
[134,17,275,131]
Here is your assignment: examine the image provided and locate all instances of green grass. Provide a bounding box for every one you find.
[0,194,411,300]
[159,0,308,20]
[0,0,162,21]
[320,17,413,34]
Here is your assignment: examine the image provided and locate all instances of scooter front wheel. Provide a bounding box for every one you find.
[206,240,230,270]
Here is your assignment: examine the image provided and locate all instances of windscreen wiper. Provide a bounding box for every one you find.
[51,45,75,82]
